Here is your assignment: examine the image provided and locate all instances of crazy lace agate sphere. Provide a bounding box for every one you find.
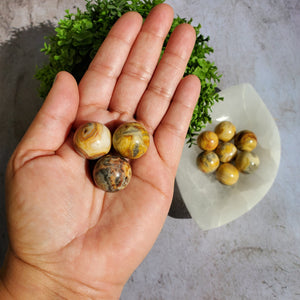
[234,130,257,152]
[197,151,220,173]
[215,142,237,163]
[215,121,236,142]
[93,155,132,192]
[113,122,150,159]
[216,163,239,186]
[197,131,219,151]
[73,122,111,159]
[235,151,260,174]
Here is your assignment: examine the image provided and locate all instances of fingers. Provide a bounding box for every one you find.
[11,72,79,170]
[76,3,194,132]
[136,23,196,132]
[108,4,174,115]
[154,75,201,174]
[76,11,143,123]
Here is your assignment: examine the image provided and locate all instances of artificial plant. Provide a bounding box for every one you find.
[35,0,223,146]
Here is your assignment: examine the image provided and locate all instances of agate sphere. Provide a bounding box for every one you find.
[197,151,220,174]
[215,121,236,142]
[197,131,219,151]
[216,163,239,185]
[235,151,260,174]
[234,130,257,152]
[93,155,132,192]
[215,142,237,163]
[112,122,150,159]
[73,122,111,159]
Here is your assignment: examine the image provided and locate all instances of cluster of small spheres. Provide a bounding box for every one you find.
[196,121,260,185]
[73,121,150,192]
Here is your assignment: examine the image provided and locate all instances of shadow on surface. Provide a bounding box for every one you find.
[0,22,55,264]
[169,180,191,219]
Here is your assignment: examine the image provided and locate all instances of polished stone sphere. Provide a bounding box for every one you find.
[215,142,237,163]
[197,151,220,173]
[73,122,111,159]
[197,131,219,151]
[234,130,257,152]
[112,122,150,159]
[216,163,239,185]
[93,155,132,192]
[215,121,236,142]
[235,151,260,173]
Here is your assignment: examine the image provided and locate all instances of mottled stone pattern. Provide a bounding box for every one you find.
[73,122,111,159]
[215,121,236,142]
[93,155,132,192]
[215,142,237,163]
[113,122,150,159]
[196,151,219,173]
[236,151,260,174]
[234,130,257,151]
[216,163,239,186]
[197,131,219,151]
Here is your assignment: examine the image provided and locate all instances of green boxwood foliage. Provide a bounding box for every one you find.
[35,0,223,146]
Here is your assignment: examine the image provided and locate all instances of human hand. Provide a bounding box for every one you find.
[0,4,200,299]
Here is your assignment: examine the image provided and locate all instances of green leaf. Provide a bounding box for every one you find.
[35,0,223,146]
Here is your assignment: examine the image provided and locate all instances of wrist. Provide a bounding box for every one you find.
[0,250,123,299]
[0,250,55,299]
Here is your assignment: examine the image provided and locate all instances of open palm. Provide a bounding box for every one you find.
[3,4,200,298]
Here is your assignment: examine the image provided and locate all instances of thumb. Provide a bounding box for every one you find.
[11,71,79,171]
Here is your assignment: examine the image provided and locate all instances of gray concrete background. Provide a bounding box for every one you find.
[0,0,299,299]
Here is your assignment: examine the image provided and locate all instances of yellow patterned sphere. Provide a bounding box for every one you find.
[215,142,237,163]
[73,122,111,159]
[234,130,257,152]
[112,122,150,159]
[197,131,219,151]
[215,121,236,142]
[216,163,239,185]
[197,151,220,173]
[235,151,260,174]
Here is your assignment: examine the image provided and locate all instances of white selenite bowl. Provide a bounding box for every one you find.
[177,83,281,230]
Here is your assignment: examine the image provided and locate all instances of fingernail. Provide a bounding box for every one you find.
[53,73,59,84]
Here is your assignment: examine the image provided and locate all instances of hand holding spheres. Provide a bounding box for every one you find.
[72,121,151,192]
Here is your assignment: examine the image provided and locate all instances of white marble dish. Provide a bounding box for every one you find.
[177,83,281,230]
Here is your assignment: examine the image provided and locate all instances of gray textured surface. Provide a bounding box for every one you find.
[1,0,300,299]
